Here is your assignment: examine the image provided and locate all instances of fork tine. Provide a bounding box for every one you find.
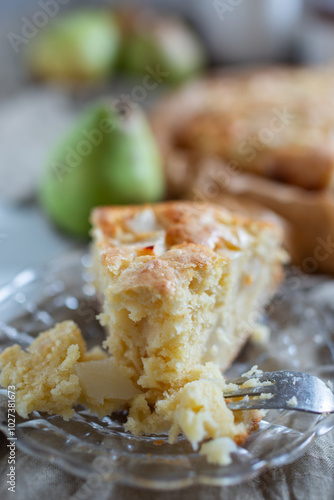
[224,371,334,414]
[225,376,257,386]
[225,373,276,386]
[226,399,273,411]
[224,386,274,398]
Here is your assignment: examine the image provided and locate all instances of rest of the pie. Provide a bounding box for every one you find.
[151,66,334,194]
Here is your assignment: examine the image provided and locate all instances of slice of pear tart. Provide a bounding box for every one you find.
[0,201,286,464]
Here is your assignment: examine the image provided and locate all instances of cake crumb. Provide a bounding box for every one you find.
[241,378,272,389]
[259,393,273,400]
[0,321,86,419]
[242,365,263,378]
[200,437,237,465]
[287,396,298,406]
[251,325,270,344]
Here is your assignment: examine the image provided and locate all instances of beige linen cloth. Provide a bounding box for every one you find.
[0,430,333,500]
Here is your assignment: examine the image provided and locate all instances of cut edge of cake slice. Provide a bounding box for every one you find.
[0,320,264,458]
[91,201,287,392]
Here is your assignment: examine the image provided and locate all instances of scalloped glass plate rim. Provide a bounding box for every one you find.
[1,406,334,489]
[0,250,333,490]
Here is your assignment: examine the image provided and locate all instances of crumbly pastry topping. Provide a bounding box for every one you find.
[0,321,86,419]
[0,321,141,418]
[0,322,261,452]
[0,201,286,464]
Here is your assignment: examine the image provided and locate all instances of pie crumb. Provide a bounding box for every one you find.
[200,437,237,465]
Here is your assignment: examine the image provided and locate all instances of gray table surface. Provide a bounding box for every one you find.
[0,203,74,287]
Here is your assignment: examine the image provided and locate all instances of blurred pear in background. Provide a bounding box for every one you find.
[24,6,207,87]
[25,10,120,84]
[116,6,206,83]
[39,101,165,237]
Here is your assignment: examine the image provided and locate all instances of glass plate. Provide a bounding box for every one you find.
[0,250,334,489]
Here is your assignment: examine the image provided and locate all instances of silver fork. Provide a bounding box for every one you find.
[224,371,334,413]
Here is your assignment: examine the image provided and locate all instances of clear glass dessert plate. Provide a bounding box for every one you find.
[0,250,334,489]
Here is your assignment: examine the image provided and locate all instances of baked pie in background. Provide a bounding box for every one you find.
[151,66,334,274]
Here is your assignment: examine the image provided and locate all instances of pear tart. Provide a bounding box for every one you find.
[91,201,285,383]
[151,66,334,193]
[0,202,286,461]
[89,201,286,450]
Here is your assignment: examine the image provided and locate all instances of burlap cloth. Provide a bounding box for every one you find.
[0,429,333,499]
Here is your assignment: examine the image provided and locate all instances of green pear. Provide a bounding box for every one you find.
[116,8,206,84]
[26,10,120,83]
[39,102,165,237]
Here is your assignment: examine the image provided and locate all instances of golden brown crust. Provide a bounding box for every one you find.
[92,201,283,298]
[92,201,280,249]
[151,66,334,193]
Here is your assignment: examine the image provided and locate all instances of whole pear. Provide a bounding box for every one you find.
[39,102,165,237]
[117,8,206,84]
[26,10,120,83]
